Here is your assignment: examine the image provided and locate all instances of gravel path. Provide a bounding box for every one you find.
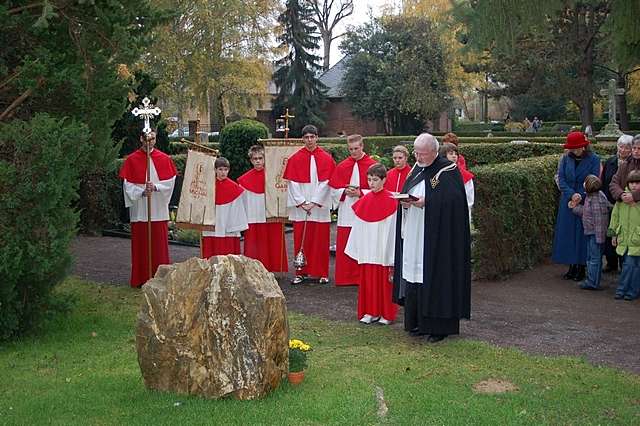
[71,234,639,374]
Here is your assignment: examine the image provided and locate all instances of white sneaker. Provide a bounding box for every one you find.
[359,314,373,324]
[378,318,392,325]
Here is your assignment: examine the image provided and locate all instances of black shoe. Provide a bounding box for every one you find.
[409,327,425,337]
[426,334,447,343]
[624,295,633,301]
[573,265,586,282]
[614,294,624,300]
[563,264,577,280]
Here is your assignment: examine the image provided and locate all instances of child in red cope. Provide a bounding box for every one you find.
[384,145,411,194]
[238,145,288,272]
[201,157,249,258]
[440,143,475,223]
[345,163,399,325]
[119,130,177,288]
[329,134,377,286]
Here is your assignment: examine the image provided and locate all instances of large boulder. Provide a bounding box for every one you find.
[136,255,288,400]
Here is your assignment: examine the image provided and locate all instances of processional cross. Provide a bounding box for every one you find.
[277,108,295,139]
[132,97,162,278]
[132,97,162,135]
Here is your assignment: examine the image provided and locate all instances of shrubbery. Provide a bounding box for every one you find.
[0,115,89,339]
[461,143,616,168]
[219,119,269,179]
[472,155,561,279]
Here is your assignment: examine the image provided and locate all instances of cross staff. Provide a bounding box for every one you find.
[132,97,161,280]
[132,97,161,135]
[280,108,295,139]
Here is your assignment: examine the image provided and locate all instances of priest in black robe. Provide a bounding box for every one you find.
[392,133,471,343]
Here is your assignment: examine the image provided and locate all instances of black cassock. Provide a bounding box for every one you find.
[392,154,471,335]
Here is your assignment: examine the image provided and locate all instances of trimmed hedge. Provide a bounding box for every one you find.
[219,119,269,179]
[461,143,617,168]
[472,155,561,279]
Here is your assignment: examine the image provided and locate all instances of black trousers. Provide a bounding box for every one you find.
[404,282,460,335]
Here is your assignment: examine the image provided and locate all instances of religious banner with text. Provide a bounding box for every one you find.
[176,149,216,230]
[262,139,304,220]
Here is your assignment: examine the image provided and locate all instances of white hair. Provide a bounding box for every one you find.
[633,134,640,146]
[414,133,439,152]
[617,134,634,147]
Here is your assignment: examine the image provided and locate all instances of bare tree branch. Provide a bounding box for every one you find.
[0,77,44,122]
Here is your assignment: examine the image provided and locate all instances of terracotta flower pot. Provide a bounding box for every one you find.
[288,370,305,385]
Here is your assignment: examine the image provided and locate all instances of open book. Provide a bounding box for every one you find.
[391,193,419,201]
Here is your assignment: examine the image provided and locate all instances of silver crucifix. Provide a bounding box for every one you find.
[132,97,161,134]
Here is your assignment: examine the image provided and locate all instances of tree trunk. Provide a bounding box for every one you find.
[208,88,226,132]
[617,73,629,131]
[322,31,331,71]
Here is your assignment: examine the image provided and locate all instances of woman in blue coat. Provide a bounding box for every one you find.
[552,131,601,281]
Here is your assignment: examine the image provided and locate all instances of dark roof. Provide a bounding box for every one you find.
[319,56,348,98]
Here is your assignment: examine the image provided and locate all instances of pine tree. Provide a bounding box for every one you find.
[273,0,327,136]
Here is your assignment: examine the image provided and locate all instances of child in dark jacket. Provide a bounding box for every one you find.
[570,174,612,290]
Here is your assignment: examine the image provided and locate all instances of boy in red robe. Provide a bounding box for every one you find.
[384,145,411,193]
[238,145,288,272]
[345,163,399,324]
[201,157,248,257]
[119,130,177,287]
[283,124,336,284]
[329,134,376,286]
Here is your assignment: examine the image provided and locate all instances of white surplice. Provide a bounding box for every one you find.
[202,197,249,238]
[287,155,331,222]
[331,163,360,227]
[242,189,267,224]
[345,213,396,266]
[402,180,425,283]
[123,160,175,222]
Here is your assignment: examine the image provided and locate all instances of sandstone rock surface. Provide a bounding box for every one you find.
[136,255,288,400]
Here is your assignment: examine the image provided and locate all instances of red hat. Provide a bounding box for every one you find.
[564,131,589,149]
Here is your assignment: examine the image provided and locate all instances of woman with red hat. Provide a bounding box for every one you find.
[552,131,601,281]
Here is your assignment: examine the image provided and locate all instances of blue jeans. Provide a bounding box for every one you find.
[616,253,640,299]
[582,235,603,289]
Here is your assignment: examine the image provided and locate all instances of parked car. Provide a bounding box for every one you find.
[169,127,189,138]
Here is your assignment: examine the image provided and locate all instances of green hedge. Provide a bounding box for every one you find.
[472,155,561,279]
[220,119,269,179]
[461,143,616,168]
[0,115,89,339]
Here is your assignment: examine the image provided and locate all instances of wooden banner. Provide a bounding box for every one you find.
[261,138,304,220]
[176,149,216,231]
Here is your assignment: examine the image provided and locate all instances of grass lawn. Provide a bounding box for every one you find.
[0,278,638,425]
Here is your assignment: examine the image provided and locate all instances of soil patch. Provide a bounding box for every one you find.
[472,379,519,394]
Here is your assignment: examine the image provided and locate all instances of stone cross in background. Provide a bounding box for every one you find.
[597,78,625,139]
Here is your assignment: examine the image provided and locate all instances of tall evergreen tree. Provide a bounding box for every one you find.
[273,0,327,136]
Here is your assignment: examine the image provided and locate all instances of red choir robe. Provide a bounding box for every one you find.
[458,162,475,223]
[384,165,411,193]
[283,146,336,278]
[202,177,249,258]
[344,189,399,321]
[119,148,177,287]
[238,168,288,272]
[329,154,377,285]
